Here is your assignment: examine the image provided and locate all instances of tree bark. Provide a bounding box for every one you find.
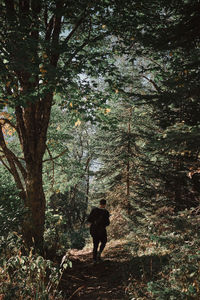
[23,162,46,249]
[16,94,53,250]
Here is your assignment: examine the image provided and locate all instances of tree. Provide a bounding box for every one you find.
[44,104,94,228]
[110,0,200,210]
[0,0,125,250]
[134,0,200,209]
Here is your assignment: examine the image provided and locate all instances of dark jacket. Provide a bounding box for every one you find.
[87,207,110,237]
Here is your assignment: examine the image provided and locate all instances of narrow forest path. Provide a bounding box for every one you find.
[60,239,134,300]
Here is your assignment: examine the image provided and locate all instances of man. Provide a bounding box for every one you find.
[87,199,110,262]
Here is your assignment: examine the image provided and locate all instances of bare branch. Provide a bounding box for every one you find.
[45,15,54,41]
[43,147,68,163]
[67,285,85,300]
[0,125,26,193]
[46,144,55,189]
[0,155,12,173]
[44,4,48,27]
[149,58,166,71]
[63,9,88,45]
[84,157,91,172]
[0,122,26,178]
[66,33,105,65]
[142,75,161,92]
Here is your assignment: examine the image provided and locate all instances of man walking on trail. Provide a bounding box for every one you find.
[87,199,110,262]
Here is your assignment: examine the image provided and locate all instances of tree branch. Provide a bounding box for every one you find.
[66,33,105,65]
[0,139,27,180]
[43,147,68,163]
[0,155,12,173]
[50,0,63,66]
[63,9,88,45]
[46,144,55,189]
[142,75,161,92]
[0,118,17,131]
[15,106,27,151]
[149,58,166,71]
[0,125,26,194]
[45,15,54,41]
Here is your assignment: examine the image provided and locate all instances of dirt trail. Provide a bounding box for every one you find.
[60,240,132,300]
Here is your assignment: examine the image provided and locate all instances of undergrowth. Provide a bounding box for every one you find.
[0,233,71,299]
[125,207,200,300]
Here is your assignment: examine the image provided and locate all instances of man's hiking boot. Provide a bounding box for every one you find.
[97,251,103,261]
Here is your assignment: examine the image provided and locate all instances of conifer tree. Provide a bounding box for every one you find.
[112,0,200,210]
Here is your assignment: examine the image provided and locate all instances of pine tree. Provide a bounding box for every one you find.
[113,0,200,210]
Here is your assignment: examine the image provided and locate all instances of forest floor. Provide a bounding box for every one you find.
[60,239,134,300]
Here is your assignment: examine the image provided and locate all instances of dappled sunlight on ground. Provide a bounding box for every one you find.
[68,238,129,261]
[61,239,132,299]
[60,237,170,299]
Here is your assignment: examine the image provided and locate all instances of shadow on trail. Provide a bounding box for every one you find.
[60,246,169,300]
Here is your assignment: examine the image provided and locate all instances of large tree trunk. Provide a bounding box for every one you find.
[17,96,53,250]
[0,0,88,251]
[0,0,63,251]
[0,94,53,251]
[23,161,46,249]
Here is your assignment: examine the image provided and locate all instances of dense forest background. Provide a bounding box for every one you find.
[0,0,200,299]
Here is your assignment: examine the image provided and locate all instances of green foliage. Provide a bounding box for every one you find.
[44,190,88,255]
[92,91,159,211]
[148,209,200,299]
[43,103,94,197]
[0,171,24,237]
[41,104,93,254]
[125,208,200,299]
[0,173,70,299]
[131,0,200,209]
[0,0,122,109]
[0,235,71,299]
[0,1,199,298]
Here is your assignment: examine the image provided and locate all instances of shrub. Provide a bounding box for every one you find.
[0,175,24,238]
[0,234,71,299]
[127,207,200,299]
